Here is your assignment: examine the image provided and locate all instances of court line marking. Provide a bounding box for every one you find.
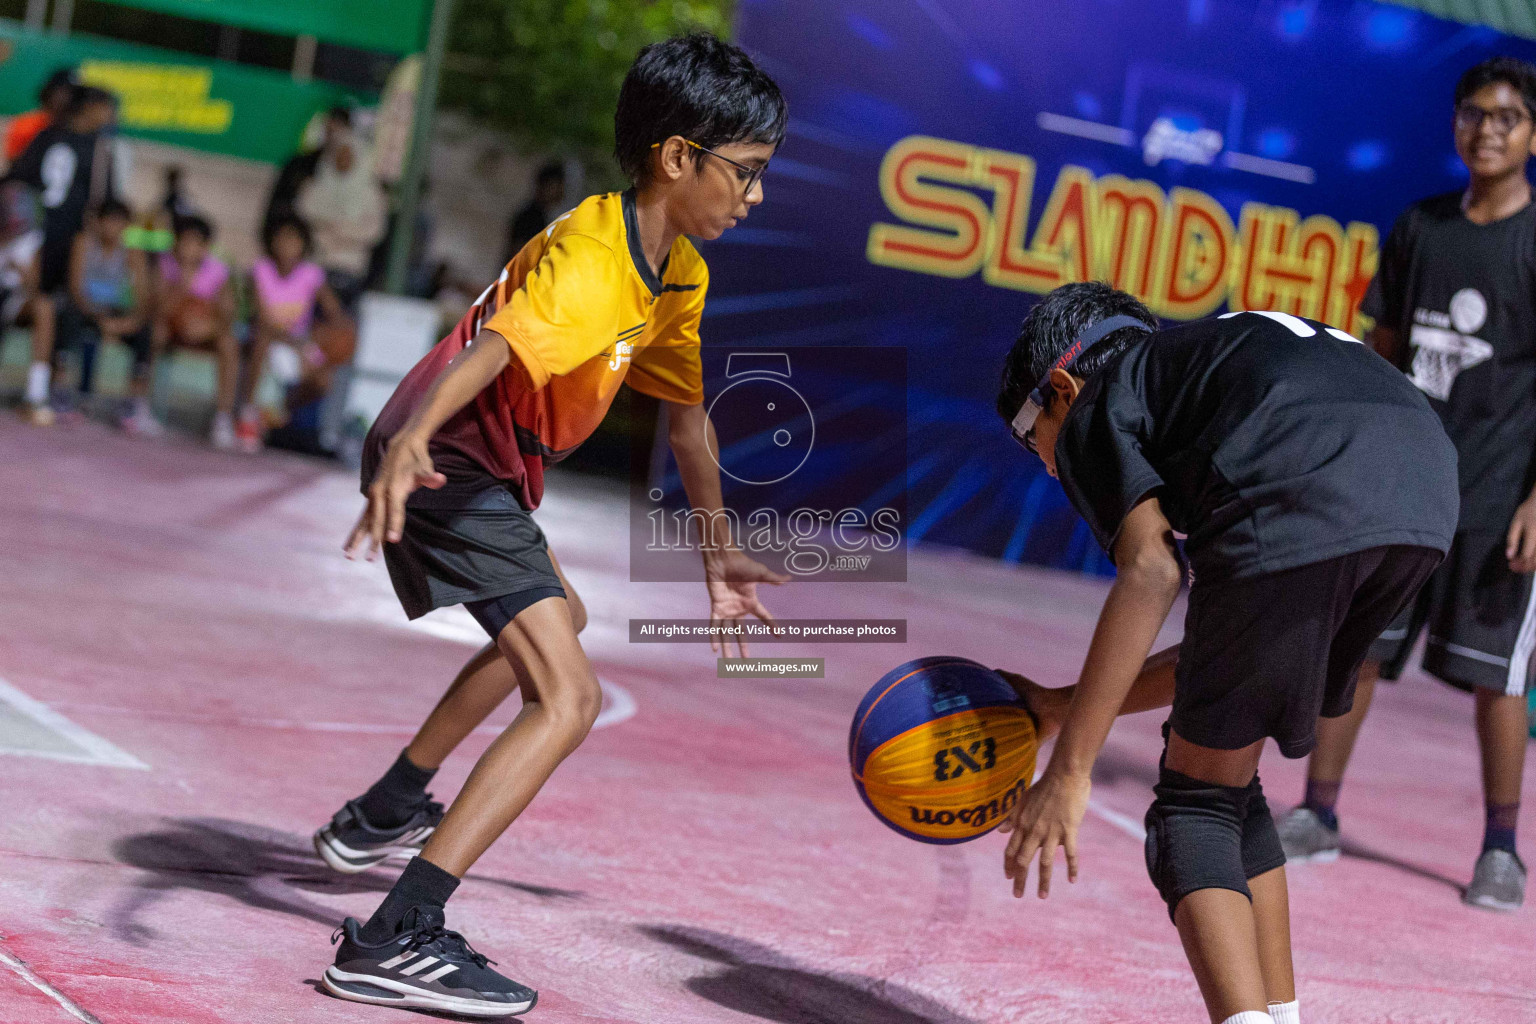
[0,940,103,1024]
[0,677,148,770]
[1086,799,1146,842]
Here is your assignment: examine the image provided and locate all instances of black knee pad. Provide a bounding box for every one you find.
[1143,766,1252,922]
[1240,775,1287,881]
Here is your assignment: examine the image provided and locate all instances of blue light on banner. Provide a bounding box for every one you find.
[710,0,1535,574]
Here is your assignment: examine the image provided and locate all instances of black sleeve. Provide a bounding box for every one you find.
[1055,376,1165,560]
[1361,208,1414,328]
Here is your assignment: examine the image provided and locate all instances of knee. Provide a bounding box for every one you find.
[1144,765,1252,921]
[1239,776,1287,880]
[544,670,602,739]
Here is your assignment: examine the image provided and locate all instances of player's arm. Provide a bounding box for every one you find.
[1000,643,1179,741]
[664,399,787,656]
[1001,494,1182,898]
[348,329,512,557]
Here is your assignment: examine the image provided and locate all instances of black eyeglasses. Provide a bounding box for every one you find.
[1455,103,1531,135]
[652,138,768,196]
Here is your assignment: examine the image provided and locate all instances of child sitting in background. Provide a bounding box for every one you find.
[252,214,349,446]
[1,182,57,426]
[59,198,153,433]
[151,214,245,450]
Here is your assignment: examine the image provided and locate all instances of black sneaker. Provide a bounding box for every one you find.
[323,907,538,1017]
[313,797,443,874]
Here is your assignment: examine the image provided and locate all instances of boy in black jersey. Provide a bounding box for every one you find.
[995,283,1457,1024]
[1278,57,1536,912]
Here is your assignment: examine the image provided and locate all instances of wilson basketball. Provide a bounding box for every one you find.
[849,656,1038,844]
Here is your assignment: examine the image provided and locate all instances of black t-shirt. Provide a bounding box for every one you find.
[1363,192,1536,531]
[4,124,117,291]
[1055,311,1458,584]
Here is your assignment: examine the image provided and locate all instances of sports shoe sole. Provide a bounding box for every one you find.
[1463,891,1523,912]
[1282,847,1341,865]
[322,967,536,1017]
[313,826,433,874]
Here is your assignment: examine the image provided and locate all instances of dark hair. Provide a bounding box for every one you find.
[39,67,77,106]
[996,282,1158,423]
[614,32,787,186]
[173,214,213,243]
[535,160,565,186]
[326,105,353,126]
[264,214,312,257]
[94,197,131,222]
[1455,56,1536,119]
[64,84,116,117]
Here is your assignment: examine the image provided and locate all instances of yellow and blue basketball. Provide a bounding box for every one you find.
[849,656,1038,844]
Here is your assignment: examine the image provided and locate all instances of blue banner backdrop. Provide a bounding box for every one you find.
[699,0,1536,574]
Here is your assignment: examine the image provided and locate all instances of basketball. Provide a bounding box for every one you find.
[849,656,1038,844]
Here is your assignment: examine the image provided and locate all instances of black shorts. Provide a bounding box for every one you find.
[1369,530,1536,696]
[1172,545,1442,759]
[382,485,566,634]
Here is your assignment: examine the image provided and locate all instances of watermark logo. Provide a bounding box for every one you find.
[631,346,907,583]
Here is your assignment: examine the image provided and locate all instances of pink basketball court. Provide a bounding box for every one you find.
[1,419,1532,1023]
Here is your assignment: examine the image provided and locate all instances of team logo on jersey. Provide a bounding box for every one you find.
[1408,290,1493,402]
[609,339,633,371]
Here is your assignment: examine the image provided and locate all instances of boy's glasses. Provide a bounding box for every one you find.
[652,138,767,195]
[1455,103,1531,136]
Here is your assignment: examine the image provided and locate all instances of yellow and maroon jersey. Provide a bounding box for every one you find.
[364,190,706,510]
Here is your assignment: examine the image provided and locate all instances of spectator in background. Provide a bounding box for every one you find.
[158,165,196,223]
[4,86,120,303]
[263,105,353,236]
[151,215,243,450]
[502,160,566,265]
[295,128,385,309]
[1,182,57,426]
[4,68,77,164]
[252,215,349,450]
[59,198,151,431]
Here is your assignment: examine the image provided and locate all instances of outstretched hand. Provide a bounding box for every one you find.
[345,435,446,560]
[706,550,788,657]
[999,768,1091,899]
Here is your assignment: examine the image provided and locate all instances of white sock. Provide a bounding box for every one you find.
[1219,1013,1273,1024]
[1268,1000,1299,1024]
[25,361,49,405]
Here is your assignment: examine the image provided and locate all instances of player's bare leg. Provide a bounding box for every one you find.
[405,554,585,770]
[1307,660,1378,785]
[1166,733,1273,1022]
[418,594,600,877]
[1478,688,1528,810]
[1466,687,1528,909]
[1248,866,1296,1006]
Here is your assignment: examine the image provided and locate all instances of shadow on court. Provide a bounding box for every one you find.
[1340,838,1467,896]
[640,924,981,1024]
[109,817,582,944]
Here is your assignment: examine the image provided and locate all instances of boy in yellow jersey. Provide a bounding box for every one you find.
[314,34,787,1017]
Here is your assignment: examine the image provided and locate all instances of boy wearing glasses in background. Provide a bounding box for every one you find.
[312,33,786,1016]
[1278,56,1536,912]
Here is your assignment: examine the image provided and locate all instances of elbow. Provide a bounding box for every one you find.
[1118,547,1183,598]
